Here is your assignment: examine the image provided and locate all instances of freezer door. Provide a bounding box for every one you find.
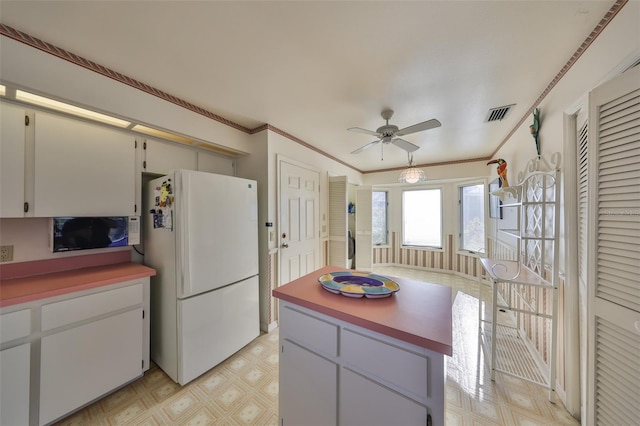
[177,170,258,298]
[177,275,259,385]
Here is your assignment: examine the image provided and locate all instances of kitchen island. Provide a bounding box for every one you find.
[272,266,453,426]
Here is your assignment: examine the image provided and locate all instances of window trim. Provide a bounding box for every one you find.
[457,180,487,255]
[401,186,443,250]
[372,190,389,246]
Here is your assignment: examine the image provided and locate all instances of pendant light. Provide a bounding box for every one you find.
[398,153,427,184]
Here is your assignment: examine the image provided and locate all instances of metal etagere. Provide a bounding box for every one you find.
[479,153,561,402]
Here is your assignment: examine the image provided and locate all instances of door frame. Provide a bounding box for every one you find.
[561,99,586,418]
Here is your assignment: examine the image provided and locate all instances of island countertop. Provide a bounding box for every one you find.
[272,266,453,356]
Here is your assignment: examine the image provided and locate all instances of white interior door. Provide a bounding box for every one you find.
[586,64,640,426]
[328,176,348,268]
[278,159,320,285]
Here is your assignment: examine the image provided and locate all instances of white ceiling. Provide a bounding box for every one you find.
[0,1,614,172]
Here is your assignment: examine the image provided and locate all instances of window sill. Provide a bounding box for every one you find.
[457,250,485,257]
[400,245,444,252]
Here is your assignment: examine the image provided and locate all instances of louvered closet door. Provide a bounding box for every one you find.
[587,64,640,426]
[328,176,348,268]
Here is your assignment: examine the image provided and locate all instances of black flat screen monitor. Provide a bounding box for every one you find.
[52,216,129,252]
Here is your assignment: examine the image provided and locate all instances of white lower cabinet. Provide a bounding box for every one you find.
[0,343,31,425]
[279,302,444,426]
[0,279,149,426]
[0,309,31,425]
[38,282,145,425]
[39,309,142,425]
[340,369,428,426]
[280,340,338,426]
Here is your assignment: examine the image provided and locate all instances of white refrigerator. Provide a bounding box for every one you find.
[144,170,259,385]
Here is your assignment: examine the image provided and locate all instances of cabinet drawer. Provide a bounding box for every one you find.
[280,305,338,357]
[342,328,428,400]
[0,309,31,344]
[42,282,143,331]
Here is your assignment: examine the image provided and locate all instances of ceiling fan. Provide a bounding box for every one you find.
[349,109,441,155]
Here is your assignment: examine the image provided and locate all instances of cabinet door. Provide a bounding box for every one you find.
[143,138,197,175]
[0,102,26,217]
[39,309,142,425]
[197,150,234,175]
[0,343,30,426]
[340,368,428,426]
[34,112,136,216]
[280,339,337,426]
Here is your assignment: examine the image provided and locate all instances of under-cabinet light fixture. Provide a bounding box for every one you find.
[132,124,245,156]
[132,124,197,145]
[15,90,131,128]
[5,86,245,157]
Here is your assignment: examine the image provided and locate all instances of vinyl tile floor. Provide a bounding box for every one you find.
[54,267,579,425]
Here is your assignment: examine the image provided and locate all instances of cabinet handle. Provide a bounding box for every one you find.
[23,202,29,213]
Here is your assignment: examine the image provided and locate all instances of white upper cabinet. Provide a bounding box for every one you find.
[197,151,234,175]
[0,102,27,217]
[142,138,197,175]
[33,112,136,217]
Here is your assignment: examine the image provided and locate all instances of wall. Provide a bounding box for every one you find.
[236,131,271,330]
[237,128,369,330]
[485,1,639,418]
[363,159,490,186]
[365,173,488,280]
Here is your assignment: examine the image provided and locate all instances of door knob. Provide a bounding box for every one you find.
[281,243,289,248]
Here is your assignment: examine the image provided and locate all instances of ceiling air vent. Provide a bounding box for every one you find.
[623,57,640,73]
[485,104,515,122]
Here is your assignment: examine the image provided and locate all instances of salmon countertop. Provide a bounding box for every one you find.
[273,266,453,356]
[0,263,156,308]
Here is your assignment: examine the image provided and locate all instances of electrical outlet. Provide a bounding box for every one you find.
[0,245,14,262]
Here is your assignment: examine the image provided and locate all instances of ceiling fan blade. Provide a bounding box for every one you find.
[395,119,441,136]
[351,140,380,154]
[391,138,419,152]
[347,127,382,137]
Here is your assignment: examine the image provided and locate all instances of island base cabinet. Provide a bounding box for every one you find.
[278,301,445,426]
[280,339,337,426]
[0,343,31,425]
[340,368,429,426]
[39,309,143,425]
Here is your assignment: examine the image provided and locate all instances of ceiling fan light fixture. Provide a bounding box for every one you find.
[398,154,427,184]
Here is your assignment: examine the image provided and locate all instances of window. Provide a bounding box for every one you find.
[402,189,442,248]
[459,183,485,253]
[372,191,388,245]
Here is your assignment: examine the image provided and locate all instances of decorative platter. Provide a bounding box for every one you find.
[318,272,400,299]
